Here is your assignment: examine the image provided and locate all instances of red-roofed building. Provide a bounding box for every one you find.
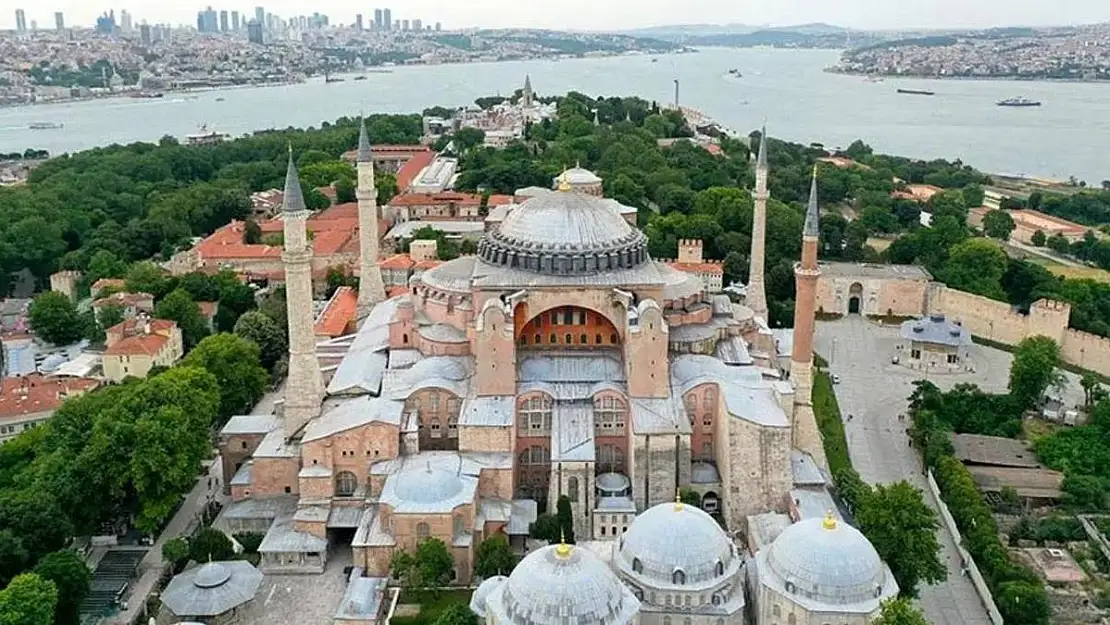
[103,317,184,382]
[341,144,432,174]
[395,150,438,193]
[664,239,725,292]
[892,184,944,202]
[315,286,358,338]
[0,374,100,443]
[92,291,154,322]
[91,278,127,298]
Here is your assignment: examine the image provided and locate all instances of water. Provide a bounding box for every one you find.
[2,48,1108,183]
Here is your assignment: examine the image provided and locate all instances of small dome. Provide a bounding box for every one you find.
[393,464,464,505]
[597,472,631,494]
[193,562,231,588]
[560,167,602,185]
[498,544,638,625]
[469,575,507,618]
[765,516,888,605]
[618,501,734,586]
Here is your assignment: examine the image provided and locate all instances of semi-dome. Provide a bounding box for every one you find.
[477,190,649,276]
[469,575,507,617]
[493,543,639,625]
[392,464,464,505]
[618,500,735,586]
[765,515,889,605]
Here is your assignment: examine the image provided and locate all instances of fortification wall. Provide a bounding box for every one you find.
[1061,329,1110,377]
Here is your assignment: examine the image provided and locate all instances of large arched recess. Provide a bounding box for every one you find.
[515,304,622,349]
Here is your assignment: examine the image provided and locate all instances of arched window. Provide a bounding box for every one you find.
[447,415,458,438]
[579,334,587,344]
[402,333,409,344]
[534,333,541,344]
[430,418,441,438]
[773,605,781,617]
[663,618,671,625]
[416,522,430,539]
[672,569,686,585]
[568,476,579,501]
[632,558,643,574]
[703,387,716,409]
[595,333,603,344]
[564,333,572,344]
[715,560,725,576]
[609,333,618,344]
[549,333,557,344]
[335,471,357,497]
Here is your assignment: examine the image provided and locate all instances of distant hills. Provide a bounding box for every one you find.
[616,23,893,49]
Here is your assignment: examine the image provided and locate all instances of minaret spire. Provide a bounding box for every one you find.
[280,148,325,438]
[356,117,386,317]
[746,126,770,322]
[788,163,827,467]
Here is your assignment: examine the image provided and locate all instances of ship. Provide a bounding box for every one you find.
[997,96,1041,107]
[184,124,230,146]
[727,68,742,77]
[897,88,935,96]
[129,91,164,99]
[353,75,368,81]
[28,122,63,130]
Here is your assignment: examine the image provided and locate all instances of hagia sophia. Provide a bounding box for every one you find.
[214,113,901,624]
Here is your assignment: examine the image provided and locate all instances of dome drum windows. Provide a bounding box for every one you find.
[672,569,686,585]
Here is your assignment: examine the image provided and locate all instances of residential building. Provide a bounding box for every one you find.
[0,374,99,443]
[102,317,184,382]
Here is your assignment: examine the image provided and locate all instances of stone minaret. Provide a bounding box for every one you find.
[522,75,534,108]
[281,149,325,439]
[789,166,828,467]
[356,118,386,317]
[746,127,770,323]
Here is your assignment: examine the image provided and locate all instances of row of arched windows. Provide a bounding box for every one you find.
[630,558,726,582]
[519,332,619,346]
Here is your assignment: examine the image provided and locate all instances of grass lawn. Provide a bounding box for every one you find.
[391,589,473,625]
[812,366,852,478]
[1024,255,1110,283]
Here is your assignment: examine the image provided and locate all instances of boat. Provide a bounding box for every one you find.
[325,77,346,83]
[353,75,368,81]
[897,88,935,96]
[28,122,63,130]
[129,91,164,99]
[727,68,742,77]
[865,75,884,83]
[650,58,658,63]
[215,97,226,102]
[997,96,1041,107]
[184,124,230,146]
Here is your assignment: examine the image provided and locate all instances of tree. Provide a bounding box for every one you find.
[1047,233,1071,255]
[0,490,73,563]
[0,573,58,625]
[555,495,575,543]
[33,550,91,625]
[854,481,947,597]
[939,238,1008,301]
[528,514,561,542]
[1081,372,1105,408]
[162,537,190,569]
[124,262,170,298]
[84,250,126,286]
[0,530,28,588]
[242,219,262,244]
[679,488,702,508]
[334,178,356,204]
[872,598,930,625]
[233,311,287,371]
[189,528,234,563]
[473,535,516,580]
[155,288,210,349]
[416,538,454,588]
[182,333,269,422]
[1030,229,1047,247]
[431,602,479,625]
[94,303,125,337]
[390,549,419,589]
[28,292,83,346]
[1062,473,1106,510]
[982,210,1016,241]
[996,581,1051,625]
[1009,336,1063,410]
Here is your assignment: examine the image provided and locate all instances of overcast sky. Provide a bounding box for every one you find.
[8,0,1110,32]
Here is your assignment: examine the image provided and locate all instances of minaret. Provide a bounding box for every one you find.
[522,75,534,108]
[355,118,386,317]
[746,127,770,322]
[281,149,325,439]
[789,166,827,467]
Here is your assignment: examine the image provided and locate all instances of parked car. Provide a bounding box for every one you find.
[831,374,841,384]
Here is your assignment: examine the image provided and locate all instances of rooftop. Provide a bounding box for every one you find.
[818,262,932,280]
[900,313,971,347]
[949,433,1043,468]
[314,286,358,338]
[0,374,99,421]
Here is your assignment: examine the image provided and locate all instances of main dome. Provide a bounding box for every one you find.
[617,501,736,585]
[478,190,649,276]
[495,543,639,625]
[764,516,889,605]
[392,465,464,505]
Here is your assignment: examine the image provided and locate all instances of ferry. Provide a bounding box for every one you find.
[185,124,230,146]
[897,88,935,96]
[997,96,1041,107]
[28,122,63,130]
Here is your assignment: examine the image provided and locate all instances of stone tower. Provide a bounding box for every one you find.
[522,74,534,108]
[281,149,325,438]
[356,118,386,317]
[789,166,827,467]
[746,126,770,322]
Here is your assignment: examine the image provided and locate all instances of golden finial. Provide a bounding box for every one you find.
[674,488,684,511]
[812,162,819,178]
[554,529,572,558]
[822,509,837,531]
[557,173,572,192]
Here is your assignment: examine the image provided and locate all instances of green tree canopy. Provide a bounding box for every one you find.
[0,573,57,625]
[28,292,83,346]
[982,210,1016,240]
[853,481,948,597]
[155,288,210,349]
[431,602,479,625]
[182,333,269,422]
[473,535,516,580]
[872,597,930,625]
[416,538,455,588]
[938,238,1009,301]
[32,550,91,625]
[189,528,235,563]
[233,311,288,371]
[1008,336,1063,410]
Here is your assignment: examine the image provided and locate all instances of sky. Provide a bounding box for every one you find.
[7,0,1110,32]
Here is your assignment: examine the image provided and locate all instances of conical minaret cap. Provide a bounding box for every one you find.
[804,164,820,237]
[357,117,373,163]
[283,147,307,213]
[756,125,768,170]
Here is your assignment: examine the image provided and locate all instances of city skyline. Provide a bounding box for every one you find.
[6,0,1110,32]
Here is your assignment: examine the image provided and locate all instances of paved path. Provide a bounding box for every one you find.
[814,316,1008,625]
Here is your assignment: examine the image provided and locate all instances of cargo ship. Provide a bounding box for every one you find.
[28,122,63,130]
[897,88,935,96]
[997,96,1041,107]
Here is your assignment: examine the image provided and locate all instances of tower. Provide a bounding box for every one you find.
[356,118,386,317]
[746,126,770,323]
[281,149,325,438]
[522,75,534,108]
[789,166,827,467]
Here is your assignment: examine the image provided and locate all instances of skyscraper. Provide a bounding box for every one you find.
[400,19,409,30]
[219,10,228,32]
[54,11,64,31]
[355,13,363,31]
[140,23,151,45]
[247,19,263,43]
[373,8,382,29]
[197,6,217,33]
[254,6,265,27]
[231,10,240,30]
[434,22,441,31]
[412,18,421,31]
[382,8,391,30]
[120,9,132,32]
[14,9,26,35]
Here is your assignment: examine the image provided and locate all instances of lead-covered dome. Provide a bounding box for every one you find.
[765,515,890,605]
[392,465,463,505]
[617,501,736,586]
[478,190,649,276]
[491,543,639,625]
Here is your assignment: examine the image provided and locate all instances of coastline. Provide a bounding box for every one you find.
[825,68,1110,85]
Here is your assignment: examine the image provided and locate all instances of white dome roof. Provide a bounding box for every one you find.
[560,167,602,184]
[618,501,735,586]
[496,543,638,625]
[765,516,888,605]
[469,575,507,618]
[392,465,463,505]
[498,191,638,250]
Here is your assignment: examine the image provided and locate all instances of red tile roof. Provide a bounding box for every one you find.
[395,151,438,192]
[669,261,724,275]
[487,194,514,206]
[388,192,482,207]
[414,259,442,271]
[105,318,178,356]
[0,374,99,421]
[314,286,358,338]
[196,211,359,261]
[92,292,154,310]
[91,278,126,295]
[387,286,410,298]
[379,254,416,270]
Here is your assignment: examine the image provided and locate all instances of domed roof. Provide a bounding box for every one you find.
[495,543,639,625]
[193,563,231,588]
[477,190,649,277]
[392,464,464,505]
[560,167,602,185]
[618,501,735,586]
[765,515,889,605]
[469,575,507,618]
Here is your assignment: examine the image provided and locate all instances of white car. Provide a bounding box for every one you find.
[831,374,841,384]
